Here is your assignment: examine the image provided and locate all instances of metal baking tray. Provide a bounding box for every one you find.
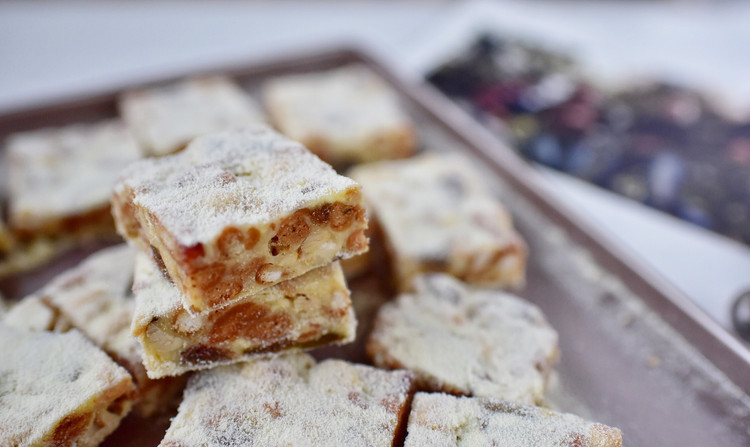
[1,48,749,447]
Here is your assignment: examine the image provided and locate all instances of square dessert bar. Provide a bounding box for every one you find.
[133,252,356,378]
[0,326,136,447]
[5,119,144,240]
[119,75,265,156]
[367,274,558,405]
[262,65,416,166]
[159,353,414,447]
[348,153,526,292]
[405,393,622,447]
[32,245,186,416]
[113,126,368,313]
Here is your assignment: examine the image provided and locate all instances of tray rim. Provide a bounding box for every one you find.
[1,45,748,395]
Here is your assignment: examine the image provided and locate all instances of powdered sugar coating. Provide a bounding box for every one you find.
[405,393,622,447]
[29,245,185,417]
[3,296,70,332]
[160,353,414,447]
[0,326,135,446]
[6,119,143,233]
[348,153,526,290]
[120,76,264,156]
[368,274,558,405]
[35,245,135,346]
[113,126,360,248]
[263,65,415,164]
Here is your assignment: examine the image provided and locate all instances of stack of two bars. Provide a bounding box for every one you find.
[111,125,369,378]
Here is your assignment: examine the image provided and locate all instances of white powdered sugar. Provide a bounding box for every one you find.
[132,250,184,329]
[119,76,265,156]
[368,274,558,405]
[36,245,136,349]
[32,245,144,378]
[405,393,622,447]
[160,353,413,447]
[0,326,134,446]
[263,65,413,160]
[348,153,525,290]
[114,126,359,247]
[6,120,144,229]
[2,296,68,332]
[349,153,517,260]
[22,244,183,417]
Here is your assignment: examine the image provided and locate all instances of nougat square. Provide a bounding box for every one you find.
[119,76,264,156]
[0,326,136,447]
[367,275,558,405]
[5,119,144,239]
[405,393,622,447]
[33,245,186,416]
[263,65,416,166]
[348,153,526,292]
[113,126,368,313]
[132,252,356,378]
[159,353,414,447]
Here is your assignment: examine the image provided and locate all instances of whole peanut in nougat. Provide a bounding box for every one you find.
[112,126,368,314]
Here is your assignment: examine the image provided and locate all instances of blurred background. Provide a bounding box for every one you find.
[2,0,749,339]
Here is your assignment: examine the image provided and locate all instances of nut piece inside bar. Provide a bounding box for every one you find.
[132,253,356,378]
[367,274,558,405]
[5,120,144,240]
[404,392,622,447]
[263,64,416,166]
[119,75,265,156]
[0,326,136,447]
[29,244,186,417]
[160,352,414,447]
[348,153,526,292]
[112,126,368,314]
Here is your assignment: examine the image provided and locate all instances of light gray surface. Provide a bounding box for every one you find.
[1,0,749,334]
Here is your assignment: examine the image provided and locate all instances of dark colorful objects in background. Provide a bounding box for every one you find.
[427,34,750,246]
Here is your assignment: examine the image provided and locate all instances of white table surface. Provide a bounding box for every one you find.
[2,0,749,335]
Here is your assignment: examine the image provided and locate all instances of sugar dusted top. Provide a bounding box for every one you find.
[6,120,143,223]
[160,353,413,447]
[405,393,622,447]
[348,153,516,260]
[263,65,411,148]
[120,76,265,155]
[114,126,360,246]
[0,326,133,445]
[369,274,558,405]
[36,245,136,350]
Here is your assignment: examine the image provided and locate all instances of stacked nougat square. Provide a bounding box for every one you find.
[111,125,369,378]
